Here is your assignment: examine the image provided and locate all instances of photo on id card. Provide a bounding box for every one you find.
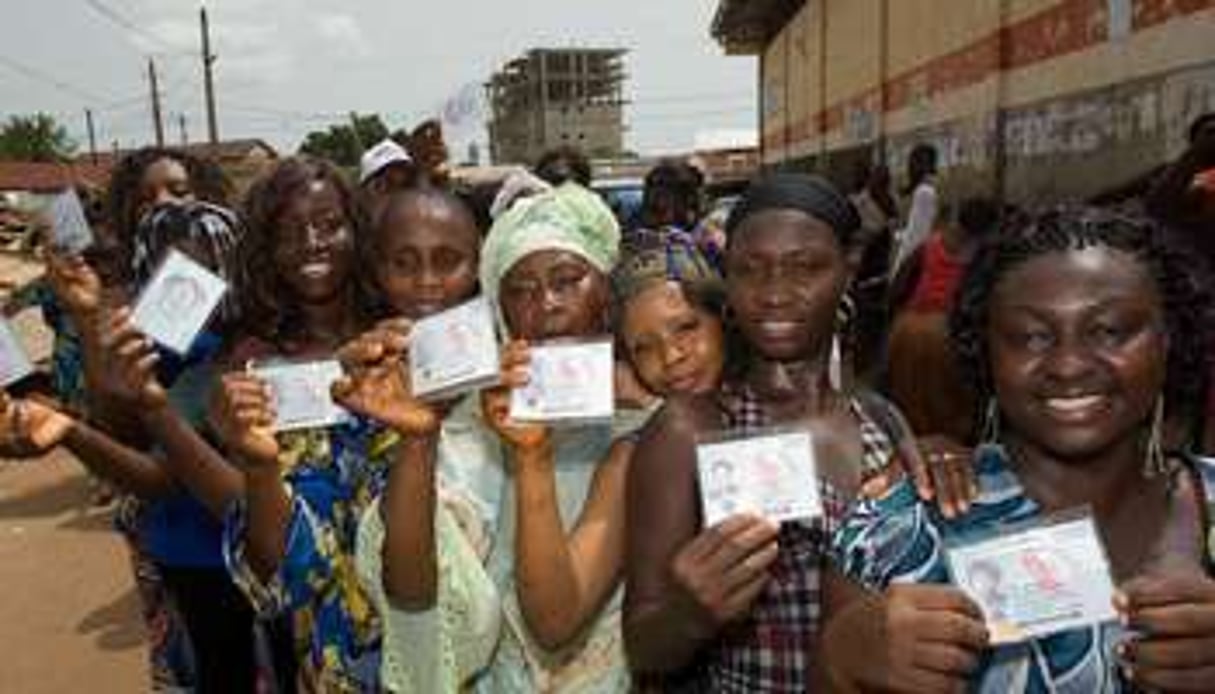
[47,189,93,254]
[946,509,1116,644]
[253,359,349,433]
[409,296,499,401]
[0,318,35,387]
[696,429,822,528]
[509,339,613,425]
[131,249,227,355]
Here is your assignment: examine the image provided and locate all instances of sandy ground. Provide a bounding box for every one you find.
[0,252,147,692]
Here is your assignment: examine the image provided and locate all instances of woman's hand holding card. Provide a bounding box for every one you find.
[210,372,280,469]
[482,339,550,454]
[331,322,438,439]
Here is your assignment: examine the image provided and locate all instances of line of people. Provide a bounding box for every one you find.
[0,125,1213,694]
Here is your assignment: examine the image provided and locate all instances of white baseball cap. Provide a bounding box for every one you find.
[359,139,414,184]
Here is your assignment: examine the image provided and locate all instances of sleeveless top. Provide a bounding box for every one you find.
[653,382,907,692]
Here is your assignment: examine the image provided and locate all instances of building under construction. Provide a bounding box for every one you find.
[487,48,627,165]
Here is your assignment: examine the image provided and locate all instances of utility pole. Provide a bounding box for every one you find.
[84,109,98,164]
[148,58,165,146]
[179,113,188,146]
[200,5,219,145]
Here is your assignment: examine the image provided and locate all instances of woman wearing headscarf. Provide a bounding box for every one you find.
[623,174,918,692]
[352,183,643,691]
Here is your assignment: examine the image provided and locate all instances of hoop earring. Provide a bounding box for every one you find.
[1144,397,1168,479]
[980,398,1001,445]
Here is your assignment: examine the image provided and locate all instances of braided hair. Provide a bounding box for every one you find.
[950,206,1212,436]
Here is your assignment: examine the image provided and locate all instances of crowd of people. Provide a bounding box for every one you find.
[0,113,1214,693]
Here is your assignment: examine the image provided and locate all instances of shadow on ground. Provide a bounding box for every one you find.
[77,587,145,652]
[0,471,87,520]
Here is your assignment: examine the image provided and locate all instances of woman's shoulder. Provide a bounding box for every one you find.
[1176,453,1215,571]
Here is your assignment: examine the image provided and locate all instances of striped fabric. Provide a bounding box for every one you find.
[656,381,901,692]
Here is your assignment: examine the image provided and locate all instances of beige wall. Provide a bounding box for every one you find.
[753,0,1215,201]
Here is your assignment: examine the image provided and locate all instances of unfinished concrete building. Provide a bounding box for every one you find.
[487,48,627,165]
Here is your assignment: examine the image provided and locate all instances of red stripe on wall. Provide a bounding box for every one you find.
[768,0,1213,148]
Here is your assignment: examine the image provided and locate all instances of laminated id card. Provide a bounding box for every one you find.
[47,189,93,254]
[509,339,613,425]
[253,359,349,432]
[131,249,227,355]
[409,297,499,401]
[946,510,1116,644]
[696,429,822,527]
[0,318,35,387]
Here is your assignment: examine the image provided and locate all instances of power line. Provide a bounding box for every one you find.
[82,0,175,51]
[0,52,104,103]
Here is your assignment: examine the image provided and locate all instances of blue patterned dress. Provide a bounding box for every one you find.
[831,445,1215,694]
[224,416,399,691]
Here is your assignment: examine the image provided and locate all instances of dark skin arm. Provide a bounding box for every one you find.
[98,309,244,518]
[378,435,441,610]
[623,397,780,674]
[45,254,149,447]
[818,568,987,693]
[210,370,287,581]
[63,419,176,498]
[0,392,174,497]
[327,321,445,612]
[485,340,633,649]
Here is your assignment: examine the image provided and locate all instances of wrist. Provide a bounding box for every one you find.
[513,440,554,467]
[397,431,440,455]
[136,397,172,422]
[244,462,284,485]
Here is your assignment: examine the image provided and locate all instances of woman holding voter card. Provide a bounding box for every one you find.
[348,182,647,691]
[822,207,1215,693]
[36,146,255,693]
[211,178,486,690]
[623,173,919,692]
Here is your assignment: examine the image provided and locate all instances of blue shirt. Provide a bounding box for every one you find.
[139,335,229,568]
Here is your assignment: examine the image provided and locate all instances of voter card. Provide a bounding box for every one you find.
[47,189,93,254]
[509,339,613,425]
[409,297,499,401]
[0,318,35,387]
[696,429,821,527]
[131,249,227,355]
[253,359,349,432]
[946,510,1116,644]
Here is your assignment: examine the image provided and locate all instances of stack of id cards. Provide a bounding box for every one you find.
[0,318,35,387]
[409,297,499,401]
[132,249,228,355]
[696,429,822,527]
[509,339,613,425]
[252,359,349,433]
[946,511,1116,644]
[47,189,93,254]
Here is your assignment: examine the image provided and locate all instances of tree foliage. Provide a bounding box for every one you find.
[0,113,76,162]
[297,113,390,167]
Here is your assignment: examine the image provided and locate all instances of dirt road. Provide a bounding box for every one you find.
[1,252,146,692]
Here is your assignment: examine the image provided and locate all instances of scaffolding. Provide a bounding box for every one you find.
[487,48,627,165]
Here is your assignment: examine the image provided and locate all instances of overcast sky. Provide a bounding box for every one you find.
[1,0,757,159]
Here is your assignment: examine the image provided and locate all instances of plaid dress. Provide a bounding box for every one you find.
[655,381,901,692]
